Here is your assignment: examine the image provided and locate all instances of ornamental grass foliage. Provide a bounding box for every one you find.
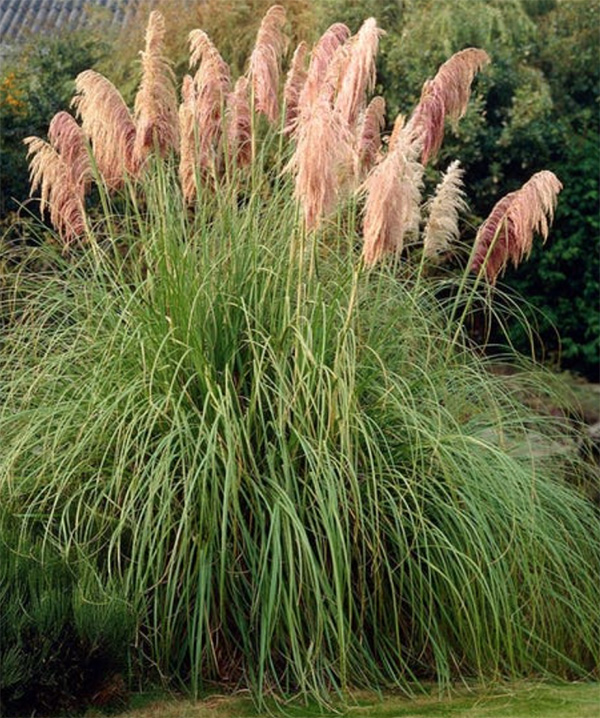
[1,6,599,714]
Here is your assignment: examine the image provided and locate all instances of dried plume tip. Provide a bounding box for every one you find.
[247,4,288,124]
[423,159,468,258]
[134,10,180,165]
[283,41,308,133]
[188,29,231,174]
[24,135,88,244]
[356,95,385,178]
[407,48,490,164]
[72,69,138,189]
[287,93,355,230]
[321,37,352,105]
[360,133,423,266]
[297,23,351,114]
[189,29,231,87]
[226,76,252,168]
[48,111,92,193]
[335,18,384,129]
[472,170,562,283]
[286,24,357,229]
[388,113,406,153]
[179,74,198,203]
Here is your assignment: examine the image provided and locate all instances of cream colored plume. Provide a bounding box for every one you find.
[472,170,562,283]
[423,160,468,258]
[360,134,423,266]
[407,48,490,164]
[247,4,288,124]
[335,18,384,129]
[134,10,180,165]
[72,70,138,189]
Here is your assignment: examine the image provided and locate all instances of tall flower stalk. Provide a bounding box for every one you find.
[225,76,252,169]
[472,170,562,283]
[423,159,468,259]
[247,4,288,124]
[406,48,490,164]
[356,95,385,178]
[286,92,354,230]
[297,23,350,114]
[187,28,231,180]
[360,133,423,265]
[447,170,562,354]
[133,10,180,165]
[334,18,383,129]
[24,137,87,244]
[72,70,138,189]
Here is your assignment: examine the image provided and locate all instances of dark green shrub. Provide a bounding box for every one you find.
[0,528,135,717]
[0,32,106,219]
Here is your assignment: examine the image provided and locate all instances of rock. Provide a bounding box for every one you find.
[587,421,600,457]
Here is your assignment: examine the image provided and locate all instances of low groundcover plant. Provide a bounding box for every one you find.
[1,6,598,715]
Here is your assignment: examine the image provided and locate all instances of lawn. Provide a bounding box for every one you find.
[103,682,600,718]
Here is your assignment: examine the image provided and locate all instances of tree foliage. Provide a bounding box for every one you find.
[0,32,106,218]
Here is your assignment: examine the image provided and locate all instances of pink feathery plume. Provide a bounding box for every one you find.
[407,48,490,164]
[189,29,231,90]
[179,75,198,203]
[283,41,308,133]
[72,70,138,189]
[188,29,231,174]
[472,170,562,283]
[360,133,423,266]
[226,76,252,168]
[335,18,384,129]
[286,91,355,230]
[134,10,180,165]
[297,23,350,113]
[48,111,92,193]
[247,4,288,124]
[24,135,88,244]
[388,113,406,152]
[356,95,385,178]
[321,40,350,104]
[423,159,468,258]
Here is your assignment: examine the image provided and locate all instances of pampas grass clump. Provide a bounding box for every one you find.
[2,171,598,707]
[3,6,598,712]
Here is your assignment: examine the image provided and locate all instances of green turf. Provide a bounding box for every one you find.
[107,682,599,718]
